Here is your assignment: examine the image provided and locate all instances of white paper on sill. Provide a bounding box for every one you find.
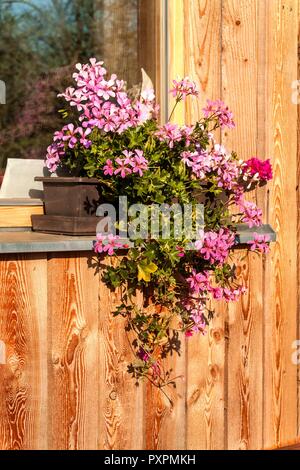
[0,158,51,199]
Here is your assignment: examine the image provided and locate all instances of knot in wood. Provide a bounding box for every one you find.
[209,364,219,381]
[52,354,60,365]
[109,390,117,400]
[80,326,89,340]
[212,328,224,343]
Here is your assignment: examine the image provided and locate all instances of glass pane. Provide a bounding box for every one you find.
[0,0,159,169]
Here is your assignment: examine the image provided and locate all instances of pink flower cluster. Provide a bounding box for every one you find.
[181,149,209,179]
[103,149,149,178]
[243,157,273,181]
[185,314,207,337]
[197,229,236,265]
[46,58,157,171]
[221,286,247,301]
[93,233,125,255]
[170,77,199,100]
[186,270,210,293]
[186,269,246,305]
[236,196,263,228]
[46,123,92,172]
[54,123,92,149]
[45,142,65,172]
[59,58,156,133]
[155,123,182,148]
[203,99,235,128]
[181,144,242,190]
[248,233,270,253]
[183,298,207,337]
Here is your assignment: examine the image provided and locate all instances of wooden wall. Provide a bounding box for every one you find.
[0,0,299,450]
[168,0,299,449]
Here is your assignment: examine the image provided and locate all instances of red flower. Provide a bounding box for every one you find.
[244,157,273,181]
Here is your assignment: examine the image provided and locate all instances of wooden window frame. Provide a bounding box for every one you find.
[138,0,168,123]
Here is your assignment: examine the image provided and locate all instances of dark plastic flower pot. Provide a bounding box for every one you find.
[32,177,103,235]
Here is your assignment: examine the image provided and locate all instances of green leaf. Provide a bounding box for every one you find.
[137,260,158,282]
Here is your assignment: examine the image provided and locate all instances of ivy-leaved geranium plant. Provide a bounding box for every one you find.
[46,58,272,392]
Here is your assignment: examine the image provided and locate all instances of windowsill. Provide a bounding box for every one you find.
[0,224,276,254]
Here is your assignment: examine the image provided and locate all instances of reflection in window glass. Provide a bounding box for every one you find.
[0,0,154,168]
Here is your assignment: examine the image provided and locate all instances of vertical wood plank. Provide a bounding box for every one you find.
[144,346,186,450]
[222,0,264,450]
[182,0,226,450]
[140,0,187,450]
[297,0,300,441]
[0,255,47,450]
[48,253,99,450]
[263,0,298,448]
[98,257,144,450]
[226,251,263,449]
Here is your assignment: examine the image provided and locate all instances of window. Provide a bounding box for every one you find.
[0,0,165,169]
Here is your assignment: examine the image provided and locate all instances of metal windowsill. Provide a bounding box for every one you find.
[0,224,276,254]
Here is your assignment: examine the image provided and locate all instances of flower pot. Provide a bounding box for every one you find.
[31,177,103,236]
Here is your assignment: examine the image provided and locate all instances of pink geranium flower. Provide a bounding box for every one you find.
[186,269,210,293]
[93,233,106,254]
[248,233,270,253]
[103,234,123,255]
[103,159,114,176]
[114,158,132,178]
[203,99,235,128]
[129,150,149,176]
[222,286,247,302]
[243,157,273,181]
[77,127,92,148]
[97,76,116,100]
[170,77,199,99]
[155,123,183,148]
[122,150,134,163]
[93,234,123,255]
[237,198,263,228]
[45,142,65,172]
[62,123,78,148]
[57,58,156,138]
[198,229,236,265]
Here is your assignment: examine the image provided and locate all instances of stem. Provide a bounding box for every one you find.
[168,97,181,122]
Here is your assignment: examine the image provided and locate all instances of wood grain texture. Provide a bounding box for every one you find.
[144,340,186,450]
[226,251,263,449]
[180,0,226,450]
[263,0,298,448]
[0,205,44,228]
[221,0,264,450]
[98,257,143,450]
[48,253,100,450]
[186,309,226,450]
[0,254,47,450]
[296,0,300,437]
